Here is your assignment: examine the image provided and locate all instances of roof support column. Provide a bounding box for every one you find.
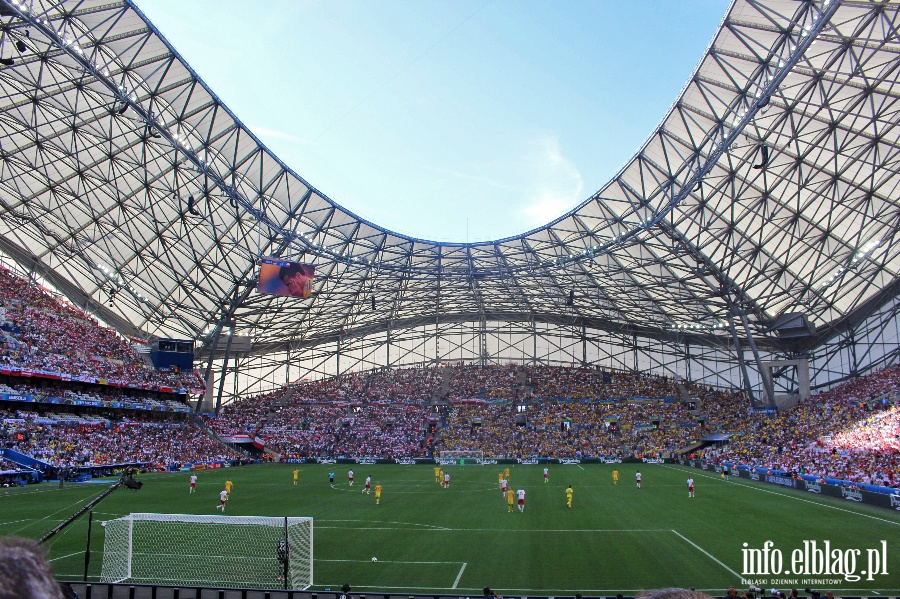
[728,318,756,404]
[632,334,638,372]
[214,319,236,414]
[199,320,226,411]
[479,316,487,367]
[532,319,537,365]
[685,340,691,382]
[581,325,587,368]
[737,310,776,407]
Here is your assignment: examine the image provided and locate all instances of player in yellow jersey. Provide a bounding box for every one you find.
[224,478,233,497]
[293,469,299,485]
[612,469,619,485]
[375,482,382,505]
[434,465,442,483]
[504,467,510,480]
[439,468,444,485]
[506,488,515,513]
[498,471,503,486]
[565,485,574,508]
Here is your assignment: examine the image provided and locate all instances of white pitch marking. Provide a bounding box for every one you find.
[49,551,85,563]
[671,529,741,579]
[0,518,33,527]
[452,562,468,589]
[317,559,461,565]
[665,465,900,526]
[318,519,450,530]
[316,526,671,533]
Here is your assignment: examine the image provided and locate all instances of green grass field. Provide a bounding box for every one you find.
[1,463,898,595]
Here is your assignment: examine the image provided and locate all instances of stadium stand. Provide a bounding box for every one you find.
[699,364,900,488]
[0,266,203,392]
[2,254,897,483]
[206,362,900,489]
[1,410,239,471]
[207,365,709,460]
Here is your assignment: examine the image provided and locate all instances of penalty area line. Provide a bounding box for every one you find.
[49,550,95,563]
[664,465,900,527]
[453,562,467,589]
[317,526,671,533]
[671,530,740,579]
[317,559,461,565]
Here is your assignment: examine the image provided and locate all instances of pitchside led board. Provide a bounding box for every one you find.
[257,258,315,299]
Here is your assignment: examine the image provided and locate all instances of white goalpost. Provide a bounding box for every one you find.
[438,450,485,464]
[100,513,313,589]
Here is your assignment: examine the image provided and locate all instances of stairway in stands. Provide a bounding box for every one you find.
[131,342,155,368]
[191,415,250,458]
[250,386,296,458]
[515,365,533,400]
[675,380,709,455]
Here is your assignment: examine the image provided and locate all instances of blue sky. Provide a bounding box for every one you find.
[136,0,726,243]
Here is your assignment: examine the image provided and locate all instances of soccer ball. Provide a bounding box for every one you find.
[371,557,377,562]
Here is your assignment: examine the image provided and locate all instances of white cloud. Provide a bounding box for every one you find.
[424,165,517,192]
[250,125,311,146]
[520,135,584,227]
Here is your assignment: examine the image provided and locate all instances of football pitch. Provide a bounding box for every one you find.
[1,463,898,595]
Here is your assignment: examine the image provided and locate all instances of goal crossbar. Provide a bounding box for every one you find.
[100,513,313,590]
[438,450,485,464]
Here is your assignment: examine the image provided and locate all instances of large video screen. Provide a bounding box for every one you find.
[257,258,315,298]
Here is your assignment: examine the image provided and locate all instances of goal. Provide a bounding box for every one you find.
[438,450,484,464]
[99,513,313,589]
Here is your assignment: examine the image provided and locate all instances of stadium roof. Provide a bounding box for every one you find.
[1,0,899,360]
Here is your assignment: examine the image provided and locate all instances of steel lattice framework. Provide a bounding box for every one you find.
[1,0,900,405]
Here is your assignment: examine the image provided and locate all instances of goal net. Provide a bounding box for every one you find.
[438,450,484,464]
[100,513,313,589]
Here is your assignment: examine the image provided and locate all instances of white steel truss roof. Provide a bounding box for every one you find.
[1,0,899,359]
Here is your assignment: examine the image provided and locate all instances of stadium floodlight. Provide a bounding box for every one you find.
[100,513,313,590]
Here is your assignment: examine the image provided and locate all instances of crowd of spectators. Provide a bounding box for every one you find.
[0,266,202,391]
[2,408,239,470]
[435,399,701,459]
[0,379,190,413]
[276,364,680,404]
[204,389,284,437]
[2,243,897,488]
[213,364,704,459]
[288,367,443,402]
[256,401,432,460]
[700,364,900,488]
[213,361,900,487]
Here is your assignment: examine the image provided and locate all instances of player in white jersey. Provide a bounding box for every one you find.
[189,474,197,493]
[636,470,642,488]
[216,489,228,511]
[348,469,354,486]
[687,477,695,498]
[543,467,549,483]
[364,476,371,494]
[443,472,450,489]
[516,489,525,512]
[500,478,508,497]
